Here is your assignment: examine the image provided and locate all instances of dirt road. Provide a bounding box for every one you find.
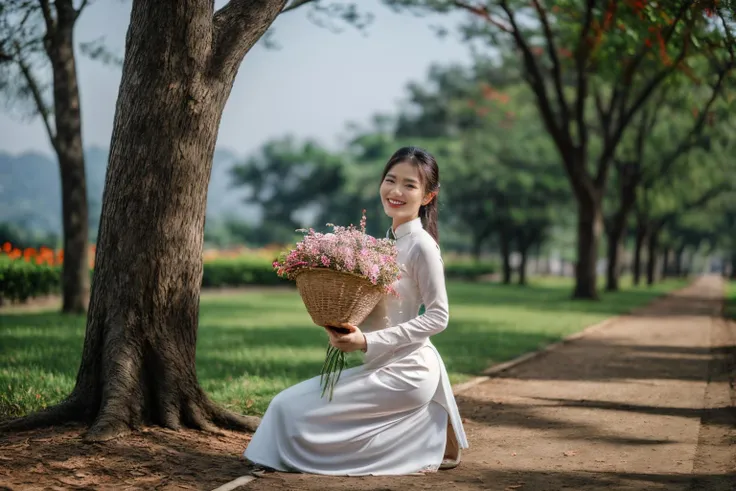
[242,275,736,491]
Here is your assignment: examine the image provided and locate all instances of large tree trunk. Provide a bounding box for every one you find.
[49,6,89,314]
[633,221,648,286]
[0,0,285,442]
[573,196,603,300]
[730,251,736,280]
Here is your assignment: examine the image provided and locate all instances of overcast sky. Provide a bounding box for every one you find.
[0,1,471,158]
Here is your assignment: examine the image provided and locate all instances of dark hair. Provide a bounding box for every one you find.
[380,146,441,243]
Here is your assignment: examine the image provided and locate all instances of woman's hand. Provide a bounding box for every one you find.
[323,323,367,353]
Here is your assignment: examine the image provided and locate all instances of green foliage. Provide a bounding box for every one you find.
[726,281,736,320]
[201,256,290,289]
[0,256,60,304]
[443,258,497,279]
[0,255,289,302]
[395,61,572,254]
[230,136,349,231]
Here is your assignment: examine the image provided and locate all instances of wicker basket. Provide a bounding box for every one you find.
[294,268,383,327]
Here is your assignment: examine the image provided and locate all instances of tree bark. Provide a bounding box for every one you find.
[573,195,603,299]
[472,233,483,262]
[729,251,736,280]
[661,247,672,278]
[646,230,660,286]
[605,166,638,292]
[1,0,285,441]
[633,221,648,286]
[499,227,512,285]
[674,245,685,277]
[33,1,91,314]
[518,245,528,286]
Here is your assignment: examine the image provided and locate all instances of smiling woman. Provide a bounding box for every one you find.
[243,146,468,475]
[380,146,441,242]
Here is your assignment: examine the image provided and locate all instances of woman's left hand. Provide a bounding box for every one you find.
[324,323,367,353]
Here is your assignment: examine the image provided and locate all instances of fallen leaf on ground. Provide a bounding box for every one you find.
[563,450,577,457]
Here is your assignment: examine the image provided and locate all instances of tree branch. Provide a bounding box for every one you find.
[497,1,571,161]
[38,0,55,34]
[211,0,287,78]
[573,0,595,151]
[666,66,730,168]
[532,0,571,140]
[661,183,732,226]
[611,1,691,99]
[450,0,513,33]
[595,38,691,188]
[75,0,90,20]
[281,0,315,14]
[13,42,57,151]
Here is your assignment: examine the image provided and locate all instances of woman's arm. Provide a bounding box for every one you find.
[363,236,449,356]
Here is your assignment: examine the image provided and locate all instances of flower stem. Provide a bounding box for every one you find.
[319,345,345,401]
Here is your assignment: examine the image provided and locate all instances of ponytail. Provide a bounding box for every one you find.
[420,192,440,244]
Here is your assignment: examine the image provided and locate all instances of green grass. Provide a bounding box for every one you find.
[0,276,687,420]
[726,280,736,320]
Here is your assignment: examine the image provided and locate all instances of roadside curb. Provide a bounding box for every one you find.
[451,280,696,396]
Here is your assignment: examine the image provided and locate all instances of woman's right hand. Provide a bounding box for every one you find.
[324,323,367,353]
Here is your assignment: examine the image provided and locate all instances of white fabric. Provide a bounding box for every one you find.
[243,217,469,476]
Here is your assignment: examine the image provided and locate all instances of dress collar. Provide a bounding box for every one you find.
[387,217,423,240]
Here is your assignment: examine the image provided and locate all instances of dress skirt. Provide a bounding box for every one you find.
[243,344,453,476]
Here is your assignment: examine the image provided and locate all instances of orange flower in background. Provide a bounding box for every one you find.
[2,242,11,253]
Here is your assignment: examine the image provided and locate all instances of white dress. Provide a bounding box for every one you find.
[243,217,469,476]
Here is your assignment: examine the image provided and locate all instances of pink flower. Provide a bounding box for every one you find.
[271,211,400,295]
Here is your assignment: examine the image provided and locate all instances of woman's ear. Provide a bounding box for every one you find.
[422,191,437,206]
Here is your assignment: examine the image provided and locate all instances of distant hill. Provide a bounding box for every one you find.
[0,146,259,237]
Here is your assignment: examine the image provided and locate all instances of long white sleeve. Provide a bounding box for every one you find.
[363,236,449,357]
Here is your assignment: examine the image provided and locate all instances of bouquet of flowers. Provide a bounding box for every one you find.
[273,211,400,399]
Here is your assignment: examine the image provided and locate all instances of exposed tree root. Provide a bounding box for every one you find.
[0,395,260,444]
[79,393,261,443]
[0,399,84,433]
[207,400,261,433]
[83,414,132,443]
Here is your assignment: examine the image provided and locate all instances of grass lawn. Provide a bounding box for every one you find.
[0,276,687,420]
[726,280,736,320]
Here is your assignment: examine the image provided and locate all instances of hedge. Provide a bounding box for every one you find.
[444,259,497,280]
[201,257,289,288]
[1,255,497,304]
[0,256,61,304]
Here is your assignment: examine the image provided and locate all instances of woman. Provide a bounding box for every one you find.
[243,146,468,476]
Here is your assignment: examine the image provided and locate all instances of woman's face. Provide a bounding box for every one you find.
[380,161,432,226]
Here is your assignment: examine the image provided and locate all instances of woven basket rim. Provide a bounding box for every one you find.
[293,267,384,290]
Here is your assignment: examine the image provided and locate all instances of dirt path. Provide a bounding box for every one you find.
[0,276,733,490]
[240,275,735,491]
